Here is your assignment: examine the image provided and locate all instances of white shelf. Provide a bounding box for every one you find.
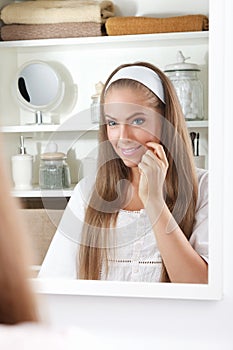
[1,124,60,133]
[12,184,76,197]
[1,120,207,133]
[186,120,208,128]
[0,31,208,49]
[0,123,99,133]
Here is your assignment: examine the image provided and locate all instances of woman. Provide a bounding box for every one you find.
[0,140,38,324]
[0,136,103,349]
[39,62,208,283]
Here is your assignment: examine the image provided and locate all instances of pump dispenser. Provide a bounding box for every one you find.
[11,136,33,190]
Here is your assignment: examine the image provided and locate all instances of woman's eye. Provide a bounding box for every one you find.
[107,120,117,127]
[132,118,144,126]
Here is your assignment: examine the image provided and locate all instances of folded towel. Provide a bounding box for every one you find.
[1,22,102,40]
[106,15,209,36]
[0,0,114,25]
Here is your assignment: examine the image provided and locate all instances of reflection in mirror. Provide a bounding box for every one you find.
[38,62,209,294]
[32,1,223,301]
[34,59,222,300]
[18,77,30,102]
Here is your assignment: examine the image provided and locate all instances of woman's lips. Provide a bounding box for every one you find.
[120,145,142,156]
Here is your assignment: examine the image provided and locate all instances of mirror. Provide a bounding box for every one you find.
[34,1,223,300]
[18,62,62,108]
[15,60,77,125]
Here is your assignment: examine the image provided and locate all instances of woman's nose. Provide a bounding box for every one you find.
[119,123,131,140]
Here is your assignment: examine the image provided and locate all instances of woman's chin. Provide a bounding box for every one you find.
[122,158,140,168]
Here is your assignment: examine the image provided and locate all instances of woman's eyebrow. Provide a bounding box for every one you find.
[104,114,117,120]
[104,112,147,121]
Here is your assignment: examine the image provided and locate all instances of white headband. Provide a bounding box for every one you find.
[105,66,165,104]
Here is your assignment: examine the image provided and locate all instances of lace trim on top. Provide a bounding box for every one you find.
[107,259,161,265]
[119,208,145,215]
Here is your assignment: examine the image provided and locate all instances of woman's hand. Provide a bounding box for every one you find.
[138,142,168,209]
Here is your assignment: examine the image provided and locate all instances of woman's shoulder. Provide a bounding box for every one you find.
[196,167,208,188]
[73,175,95,197]
[196,166,208,178]
[195,167,208,209]
[69,175,95,209]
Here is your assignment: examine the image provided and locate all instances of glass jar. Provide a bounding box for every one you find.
[164,51,204,121]
[90,81,104,123]
[39,151,71,190]
[91,94,101,123]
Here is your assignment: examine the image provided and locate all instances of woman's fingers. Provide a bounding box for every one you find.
[146,142,169,168]
[141,150,156,165]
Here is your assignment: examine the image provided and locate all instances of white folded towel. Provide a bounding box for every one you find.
[0,0,114,25]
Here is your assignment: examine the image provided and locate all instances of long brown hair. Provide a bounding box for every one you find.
[0,137,39,324]
[78,62,198,282]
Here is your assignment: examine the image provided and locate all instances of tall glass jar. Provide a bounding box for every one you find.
[39,151,71,190]
[164,51,204,121]
[90,81,104,123]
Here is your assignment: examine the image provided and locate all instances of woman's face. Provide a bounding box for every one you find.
[104,86,162,168]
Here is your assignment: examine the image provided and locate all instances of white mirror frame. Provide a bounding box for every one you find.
[33,0,223,301]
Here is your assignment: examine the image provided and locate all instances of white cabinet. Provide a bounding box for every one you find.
[0,31,208,199]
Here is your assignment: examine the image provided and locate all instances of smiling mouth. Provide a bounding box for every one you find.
[120,145,142,156]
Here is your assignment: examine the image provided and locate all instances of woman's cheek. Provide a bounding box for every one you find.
[107,130,117,150]
[107,130,116,144]
[135,130,156,145]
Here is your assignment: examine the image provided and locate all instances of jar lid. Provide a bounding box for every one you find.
[164,51,200,72]
[91,81,104,99]
[40,142,67,160]
[40,152,66,160]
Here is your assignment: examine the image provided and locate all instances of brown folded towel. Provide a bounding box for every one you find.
[1,22,102,41]
[105,15,209,36]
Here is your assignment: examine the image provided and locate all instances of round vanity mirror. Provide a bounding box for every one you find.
[14,60,79,125]
[16,60,64,112]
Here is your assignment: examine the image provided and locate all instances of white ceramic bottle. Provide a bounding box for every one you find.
[11,136,33,190]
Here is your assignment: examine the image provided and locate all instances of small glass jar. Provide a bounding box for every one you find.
[164,51,204,121]
[39,151,71,190]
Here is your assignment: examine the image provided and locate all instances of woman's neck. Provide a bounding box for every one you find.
[123,167,144,211]
[131,166,140,186]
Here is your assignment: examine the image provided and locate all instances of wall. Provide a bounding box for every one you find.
[35,1,233,349]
